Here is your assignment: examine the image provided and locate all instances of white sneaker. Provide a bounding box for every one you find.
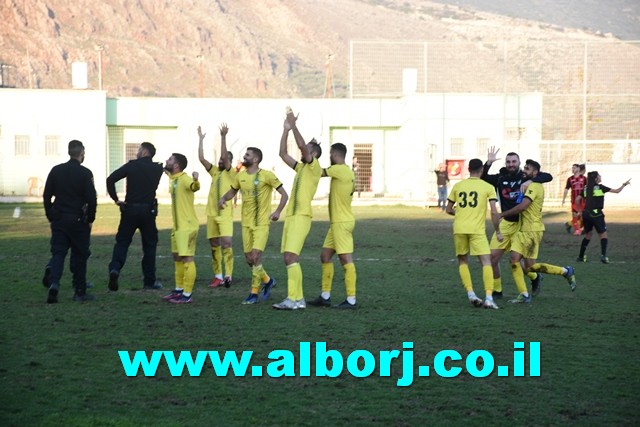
[483,299,499,309]
[272,298,298,310]
[296,298,306,309]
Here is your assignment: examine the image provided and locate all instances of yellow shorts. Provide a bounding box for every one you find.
[490,220,520,251]
[171,228,199,257]
[454,233,490,256]
[323,221,355,255]
[206,215,234,239]
[242,224,270,253]
[281,215,312,255]
[511,231,543,259]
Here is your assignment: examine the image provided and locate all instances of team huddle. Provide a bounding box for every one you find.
[42,108,357,309]
[446,147,631,309]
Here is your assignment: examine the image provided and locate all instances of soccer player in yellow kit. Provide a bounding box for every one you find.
[218,147,288,304]
[446,159,502,309]
[162,153,201,304]
[273,108,323,310]
[496,159,577,304]
[307,143,358,309]
[198,124,236,289]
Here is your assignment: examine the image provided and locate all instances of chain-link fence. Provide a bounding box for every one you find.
[350,40,640,202]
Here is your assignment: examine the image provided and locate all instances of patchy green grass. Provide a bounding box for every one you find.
[0,203,638,426]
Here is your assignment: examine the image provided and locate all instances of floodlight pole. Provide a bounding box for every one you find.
[94,44,104,90]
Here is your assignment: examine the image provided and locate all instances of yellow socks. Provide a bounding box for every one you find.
[287,262,303,300]
[223,247,234,278]
[510,262,529,295]
[344,263,357,298]
[174,261,184,289]
[482,265,494,296]
[529,263,565,276]
[493,277,502,293]
[182,261,196,295]
[459,264,473,292]
[211,246,222,277]
[321,262,334,293]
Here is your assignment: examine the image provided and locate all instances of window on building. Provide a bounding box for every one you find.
[15,135,30,156]
[125,143,139,161]
[450,138,464,156]
[45,135,60,156]
[505,127,525,141]
[476,138,489,157]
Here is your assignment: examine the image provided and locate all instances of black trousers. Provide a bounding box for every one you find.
[49,216,91,295]
[109,204,158,287]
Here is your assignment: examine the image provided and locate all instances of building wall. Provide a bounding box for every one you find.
[0,89,559,205]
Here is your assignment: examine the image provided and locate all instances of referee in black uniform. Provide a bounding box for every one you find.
[106,142,164,291]
[43,140,97,303]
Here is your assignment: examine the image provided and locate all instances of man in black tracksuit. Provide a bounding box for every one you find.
[481,147,552,298]
[106,142,164,291]
[43,140,97,303]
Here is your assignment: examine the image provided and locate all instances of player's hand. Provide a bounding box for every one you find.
[219,123,228,136]
[192,171,199,181]
[197,126,206,140]
[270,211,281,222]
[487,146,500,164]
[496,232,503,242]
[285,107,298,128]
[218,198,227,210]
[115,200,125,207]
[520,180,531,193]
[623,178,631,186]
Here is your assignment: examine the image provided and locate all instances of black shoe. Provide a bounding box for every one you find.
[333,299,357,309]
[42,265,51,289]
[108,270,119,291]
[308,295,331,307]
[531,273,544,296]
[492,291,503,299]
[223,276,232,288]
[47,285,59,304]
[143,280,163,290]
[73,293,96,302]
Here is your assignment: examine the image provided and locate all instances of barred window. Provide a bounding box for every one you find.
[476,138,489,157]
[505,127,525,141]
[45,135,60,156]
[450,138,465,156]
[125,143,139,161]
[15,135,30,156]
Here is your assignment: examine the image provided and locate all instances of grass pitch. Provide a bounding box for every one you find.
[0,203,638,426]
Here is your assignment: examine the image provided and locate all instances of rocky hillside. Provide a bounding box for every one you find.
[0,0,629,98]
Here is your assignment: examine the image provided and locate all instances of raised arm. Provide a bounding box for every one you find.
[287,108,312,164]
[608,178,631,194]
[481,146,501,186]
[219,123,231,171]
[279,119,297,169]
[197,126,212,171]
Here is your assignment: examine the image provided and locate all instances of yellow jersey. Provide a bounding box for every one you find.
[519,182,545,232]
[169,172,200,230]
[325,164,355,224]
[448,177,497,234]
[286,158,322,217]
[232,169,283,227]
[206,166,236,217]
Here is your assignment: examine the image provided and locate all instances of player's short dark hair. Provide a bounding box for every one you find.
[172,153,188,170]
[331,142,347,158]
[506,152,520,159]
[141,142,156,157]
[468,158,483,172]
[579,163,586,172]
[525,159,541,172]
[68,140,84,157]
[247,147,262,163]
[227,151,234,163]
[308,138,322,159]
